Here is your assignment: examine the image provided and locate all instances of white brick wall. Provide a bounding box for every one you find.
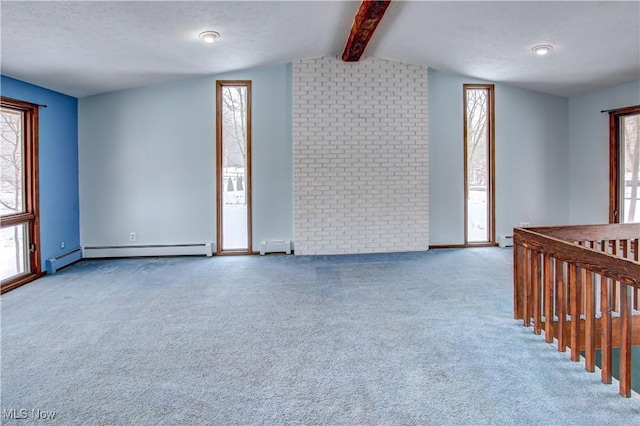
[293,56,429,255]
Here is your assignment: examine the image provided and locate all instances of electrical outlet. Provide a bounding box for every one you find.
[130,232,136,242]
[60,241,65,249]
[519,221,530,227]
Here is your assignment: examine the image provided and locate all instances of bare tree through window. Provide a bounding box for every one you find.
[1,108,26,276]
[1,108,24,215]
[222,86,247,169]
[466,90,488,188]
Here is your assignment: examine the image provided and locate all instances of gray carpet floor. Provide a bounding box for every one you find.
[1,248,638,425]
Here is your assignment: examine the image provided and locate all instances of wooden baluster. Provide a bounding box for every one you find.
[544,254,554,343]
[566,256,572,317]
[514,243,523,319]
[623,239,630,311]
[624,237,634,319]
[601,272,613,384]
[633,238,640,310]
[541,254,546,318]
[578,241,586,316]
[540,251,546,324]
[532,251,541,335]
[554,254,560,321]
[556,260,566,352]
[620,239,628,321]
[579,268,589,315]
[584,257,596,372]
[523,248,531,327]
[626,239,632,260]
[619,283,632,397]
[611,240,619,313]
[569,263,581,362]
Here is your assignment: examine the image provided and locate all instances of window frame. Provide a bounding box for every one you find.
[463,84,496,246]
[1,97,42,293]
[215,80,253,255]
[608,105,640,224]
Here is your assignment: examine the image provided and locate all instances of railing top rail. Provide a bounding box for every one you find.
[514,227,640,289]
[527,223,640,242]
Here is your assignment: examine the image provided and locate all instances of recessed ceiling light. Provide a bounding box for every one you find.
[532,44,553,55]
[199,31,220,43]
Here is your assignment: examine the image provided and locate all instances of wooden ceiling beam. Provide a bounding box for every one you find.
[342,1,392,62]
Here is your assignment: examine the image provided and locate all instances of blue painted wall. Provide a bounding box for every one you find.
[428,69,569,245]
[1,76,79,265]
[568,80,640,224]
[78,63,293,250]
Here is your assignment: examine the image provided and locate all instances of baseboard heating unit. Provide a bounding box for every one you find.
[499,235,514,248]
[83,243,214,258]
[46,247,83,274]
[260,240,292,255]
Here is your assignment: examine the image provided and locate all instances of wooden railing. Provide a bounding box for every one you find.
[514,223,640,398]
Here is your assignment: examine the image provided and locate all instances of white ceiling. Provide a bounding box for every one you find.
[1,1,639,98]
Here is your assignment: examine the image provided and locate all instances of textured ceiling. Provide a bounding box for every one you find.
[1,1,639,98]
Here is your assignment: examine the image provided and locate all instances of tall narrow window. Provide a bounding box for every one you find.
[1,97,41,293]
[216,81,252,254]
[464,84,495,245]
[609,105,640,223]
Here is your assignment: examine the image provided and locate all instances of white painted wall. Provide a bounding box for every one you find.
[79,64,293,251]
[293,57,429,255]
[428,69,569,245]
[568,80,640,224]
